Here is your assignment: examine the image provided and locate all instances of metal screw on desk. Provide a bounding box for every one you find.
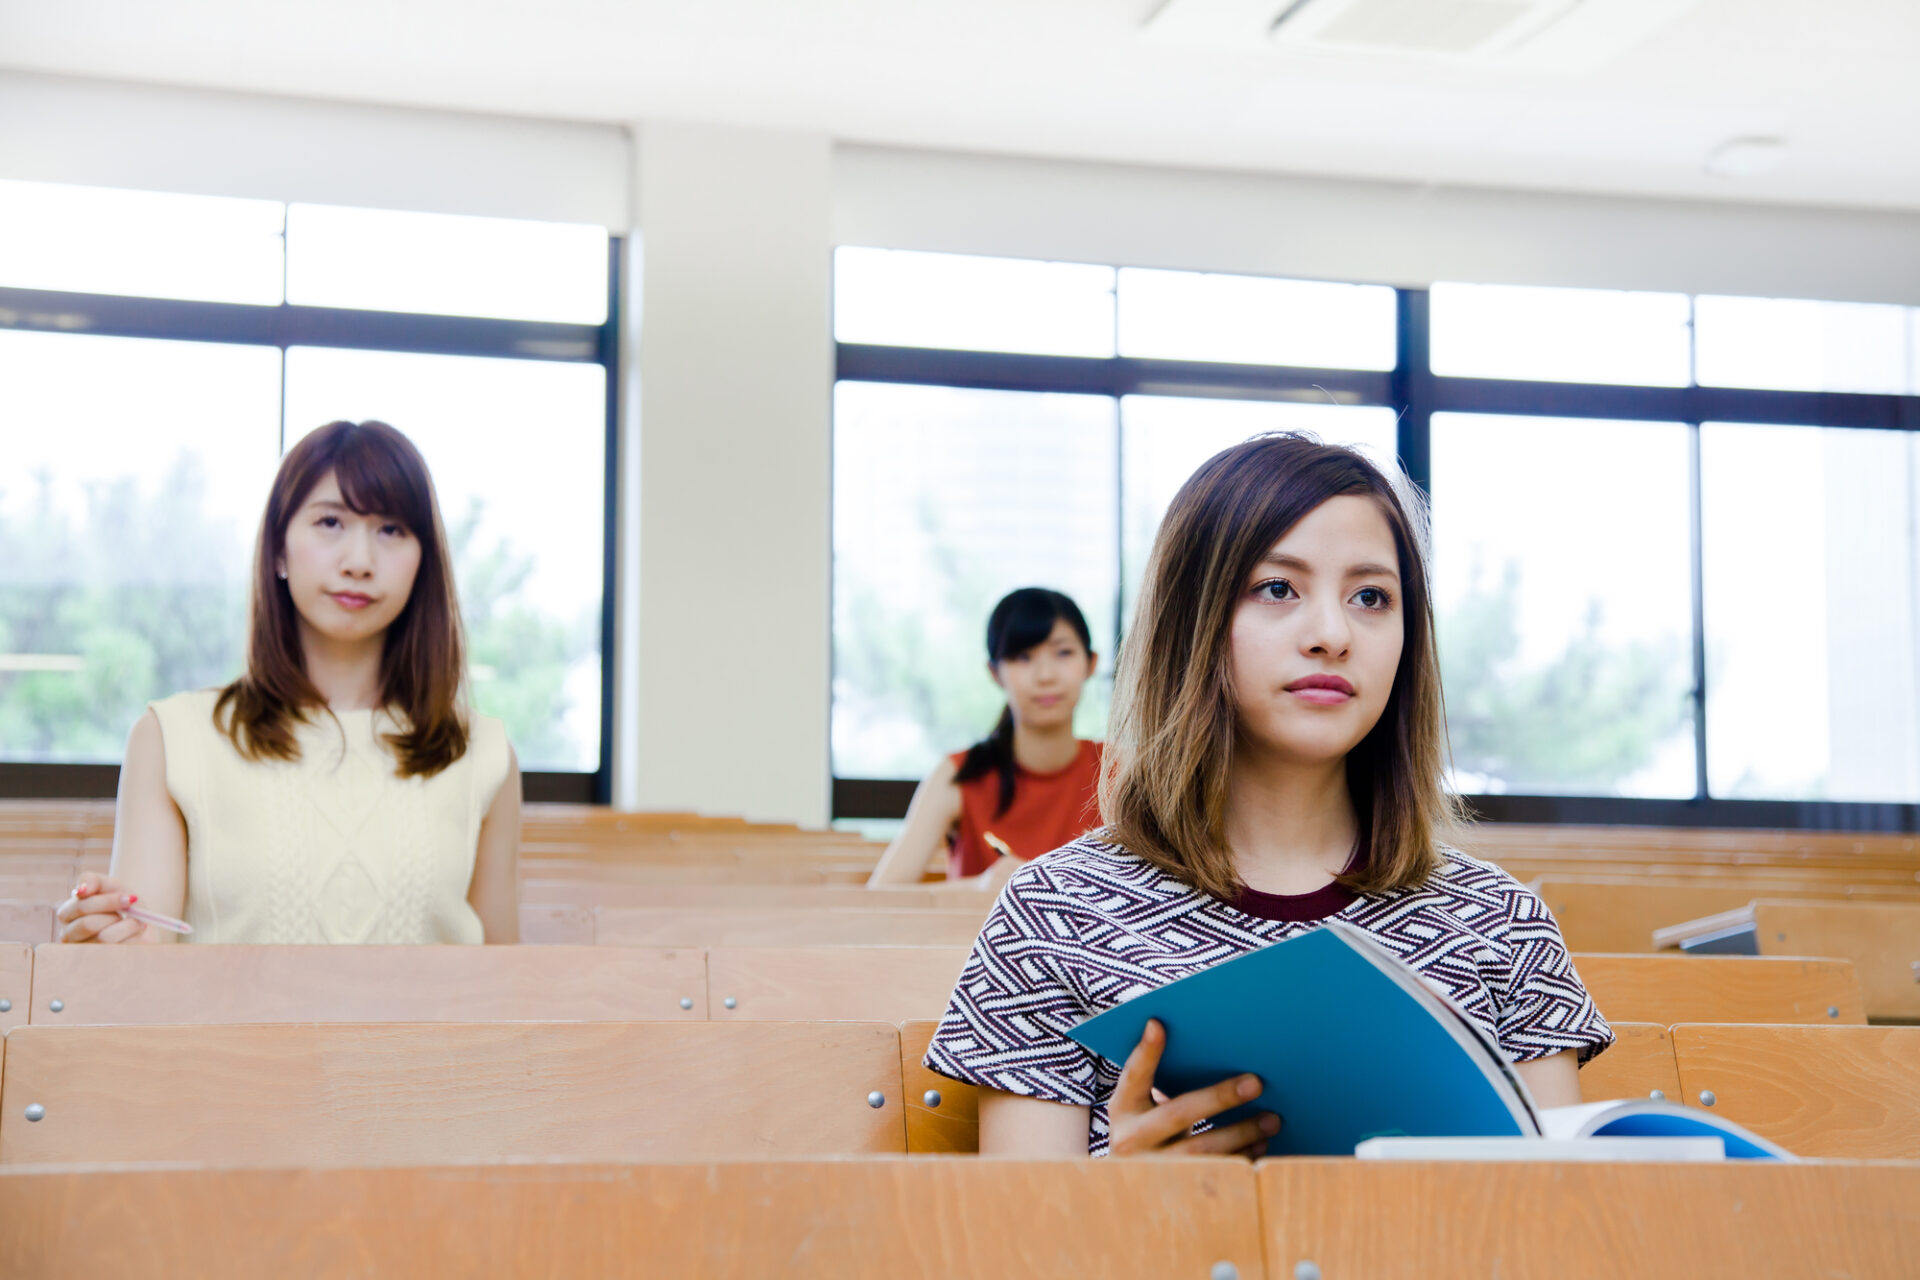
[0,998,10,1013]
[679,997,693,1010]
[1828,1006,1839,1018]
[1699,1090,1717,1107]
[47,999,63,1013]
[723,996,737,1010]
[923,1090,942,1109]
[866,1091,886,1109]
[1648,1089,1665,1101]
[1210,1264,1239,1280]
[1295,1262,1322,1280]
[24,1104,44,1122]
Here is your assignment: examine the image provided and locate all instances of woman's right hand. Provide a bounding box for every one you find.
[1106,1018,1281,1158]
[54,872,150,944]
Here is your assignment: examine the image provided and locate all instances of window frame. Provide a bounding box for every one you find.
[831,285,1920,832]
[0,238,625,804]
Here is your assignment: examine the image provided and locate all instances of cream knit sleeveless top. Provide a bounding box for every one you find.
[149,689,510,945]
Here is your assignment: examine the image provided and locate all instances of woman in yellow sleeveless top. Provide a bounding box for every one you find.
[56,421,520,945]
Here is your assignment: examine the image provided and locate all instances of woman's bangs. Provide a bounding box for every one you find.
[330,431,435,535]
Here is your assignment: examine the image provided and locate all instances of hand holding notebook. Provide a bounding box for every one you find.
[1105,1017,1282,1157]
[1068,920,1792,1160]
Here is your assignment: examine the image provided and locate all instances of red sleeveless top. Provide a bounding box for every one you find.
[947,740,1104,879]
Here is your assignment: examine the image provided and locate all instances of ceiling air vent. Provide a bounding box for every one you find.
[1146,0,1701,73]
[1278,0,1544,55]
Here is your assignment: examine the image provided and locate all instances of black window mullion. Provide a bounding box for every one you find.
[0,286,603,363]
[1686,421,1710,802]
[1393,288,1433,494]
[594,235,625,805]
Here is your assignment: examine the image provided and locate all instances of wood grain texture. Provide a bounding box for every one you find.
[899,1019,979,1153]
[0,1158,1264,1280]
[1671,1023,1920,1158]
[1753,901,1920,1020]
[1467,823,1920,865]
[0,943,27,1034]
[1537,878,1918,953]
[707,946,969,1022]
[0,902,51,945]
[1257,1159,1920,1279]
[520,880,995,912]
[516,904,597,944]
[529,860,874,887]
[593,907,987,948]
[1574,953,1866,1025]
[0,1021,906,1165]
[1578,1023,1678,1102]
[24,945,706,1026]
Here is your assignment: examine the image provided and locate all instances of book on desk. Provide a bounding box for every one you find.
[1067,919,1791,1160]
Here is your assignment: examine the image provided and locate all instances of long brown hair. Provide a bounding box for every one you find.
[1100,434,1457,900]
[215,420,469,777]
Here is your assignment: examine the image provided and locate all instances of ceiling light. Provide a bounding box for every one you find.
[1703,137,1786,179]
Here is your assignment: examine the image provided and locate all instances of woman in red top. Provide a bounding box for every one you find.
[867,588,1103,889]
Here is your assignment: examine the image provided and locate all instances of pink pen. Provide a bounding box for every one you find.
[124,904,194,935]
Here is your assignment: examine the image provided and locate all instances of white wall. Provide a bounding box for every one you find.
[625,121,834,825]
[835,144,1920,305]
[0,70,629,226]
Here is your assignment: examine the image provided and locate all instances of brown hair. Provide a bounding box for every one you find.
[215,420,469,777]
[1099,433,1457,900]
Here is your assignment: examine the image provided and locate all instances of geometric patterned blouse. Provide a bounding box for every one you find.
[925,834,1614,1155]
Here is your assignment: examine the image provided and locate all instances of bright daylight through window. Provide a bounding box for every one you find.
[0,181,613,777]
[831,248,1920,813]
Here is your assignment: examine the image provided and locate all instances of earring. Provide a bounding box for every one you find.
[276,569,288,580]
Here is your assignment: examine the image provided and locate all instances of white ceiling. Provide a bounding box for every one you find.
[3,0,1918,211]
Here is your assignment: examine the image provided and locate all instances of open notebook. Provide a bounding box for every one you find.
[1066,920,1791,1160]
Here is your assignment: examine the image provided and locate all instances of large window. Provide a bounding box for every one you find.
[833,250,1920,828]
[0,180,616,798]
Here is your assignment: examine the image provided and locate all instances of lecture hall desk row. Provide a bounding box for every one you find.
[0,1018,1917,1163]
[0,943,1876,1031]
[0,946,1914,1159]
[4,1158,1919,1280]
[5,886,1913,1022]
[11,799,1920,876]
[1532,876,1920,953]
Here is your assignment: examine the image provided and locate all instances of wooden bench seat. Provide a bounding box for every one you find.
[519,879,995,912]
[686,947,1867,1026]
[0,944,26,1035]
[0,1158,1265,1279]
[708,946,969,1022]
[1259,1159,1920,1278]
[1671,1023,1920,1159]
[591,907,987,948]
[1576,954,1865,1026]
[0,1021,905,1165]
[0,903,51,946]
[23,944,706,1026]
[1655,901,1920,1020]
[1537,877,1920,953]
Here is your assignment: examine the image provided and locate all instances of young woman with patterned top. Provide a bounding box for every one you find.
[55,420,521,946]
[925,434,1611,1156]
[867,588,1103,890]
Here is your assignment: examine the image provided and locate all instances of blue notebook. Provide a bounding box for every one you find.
[1066,920,1792,1159]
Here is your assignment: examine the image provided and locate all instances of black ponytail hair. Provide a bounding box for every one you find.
[953,587,1095,818]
